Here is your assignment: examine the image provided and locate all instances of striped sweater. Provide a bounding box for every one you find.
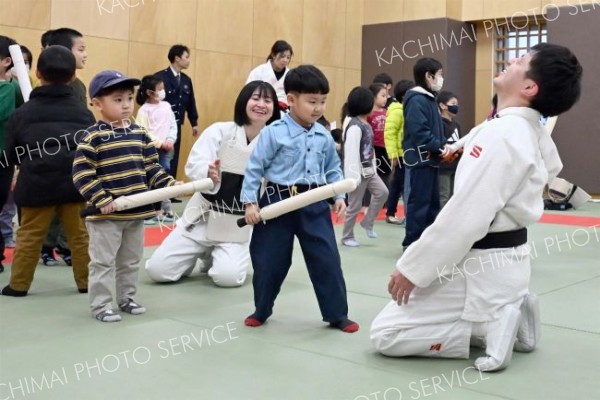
[73,121,175,221]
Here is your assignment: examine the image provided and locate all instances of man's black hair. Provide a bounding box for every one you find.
[284,65,329,95]
[168,44,190,63]
[393,80,415,103]
[413,57,443,91]
[37,45,76,84]
[41,30,54,48]
[347,87,374,117]
[234,80,281,126]
[47,27,83,50]
[526,43,583,117]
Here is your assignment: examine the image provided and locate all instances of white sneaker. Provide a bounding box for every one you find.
[514,293,541,353]
[474,305,521,372]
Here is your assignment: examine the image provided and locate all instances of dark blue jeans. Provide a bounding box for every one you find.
[402,166,440,248]
[249,191,349,323]
[386,160,405,217]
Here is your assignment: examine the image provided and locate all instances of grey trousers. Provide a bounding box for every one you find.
[439,170,455,209]
[342,174,389,241]
[86,219,144,316]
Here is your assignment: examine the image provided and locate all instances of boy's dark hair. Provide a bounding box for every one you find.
[284,65,329,95]
[373,73,393,86]
[267,40,293,61]
[413,57,443,91]
[436,91,457,107]
[168,44,189,63]
[47,27,83,50]
[95,82,136,98]
[0,35,17,70]
[234,80,281,126]
[526,43,583,117]
[393,80,415,103]
[136,75,163,105]
[37,45,76,84]
[369,83,386,97]
[41,30,54,48]
[347,87,374,117]
[21,45,33,66]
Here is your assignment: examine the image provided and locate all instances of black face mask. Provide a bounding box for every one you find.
[447,105,459,115]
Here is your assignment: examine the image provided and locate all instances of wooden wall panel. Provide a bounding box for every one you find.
[196,0,253,56]
[51,0,130,41]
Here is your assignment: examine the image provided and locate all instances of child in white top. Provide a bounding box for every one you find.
[136,75,178,222]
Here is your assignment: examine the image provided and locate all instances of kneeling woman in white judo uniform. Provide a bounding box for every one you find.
[370,44,582,371]
[145,81,281,287]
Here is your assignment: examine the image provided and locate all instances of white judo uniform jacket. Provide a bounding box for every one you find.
[246,62,289,105]
[181,121,257,241]
[398,107,562,321]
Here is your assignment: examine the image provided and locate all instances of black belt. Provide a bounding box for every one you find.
[266,182,322,196]
[472,228,527,249]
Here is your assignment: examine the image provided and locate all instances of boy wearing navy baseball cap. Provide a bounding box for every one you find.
[73,70,177,322]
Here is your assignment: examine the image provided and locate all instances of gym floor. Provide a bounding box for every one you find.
[1,202,599,400]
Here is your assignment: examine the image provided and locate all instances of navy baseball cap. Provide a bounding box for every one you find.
[89,70,141,98]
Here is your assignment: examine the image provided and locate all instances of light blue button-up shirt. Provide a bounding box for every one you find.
[241,113,343,204]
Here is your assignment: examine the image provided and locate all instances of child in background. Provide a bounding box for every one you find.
[241,65,358,333]
[0,36,24,273]
[40,27,89,266]
[383,80,415,225]
[341,87,389,247]
[368,83,392,188]
[1,46,93,297]
[436,91,462,208]
[73,70,177,322]
[136,75,178,223]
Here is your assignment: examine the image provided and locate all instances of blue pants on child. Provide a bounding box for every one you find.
[249,186,349,323]
[402,166,440,249]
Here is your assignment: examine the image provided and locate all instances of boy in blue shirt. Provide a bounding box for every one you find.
[241,65,358,333]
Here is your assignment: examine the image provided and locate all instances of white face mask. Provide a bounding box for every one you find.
[156,89,166,101]
[430,75,444,92]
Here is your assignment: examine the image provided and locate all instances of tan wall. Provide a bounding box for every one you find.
[2,0,598,177]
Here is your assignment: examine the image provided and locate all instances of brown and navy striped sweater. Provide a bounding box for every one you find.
[72,121,175,221]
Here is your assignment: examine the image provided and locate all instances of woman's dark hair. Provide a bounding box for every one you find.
[267,40,293,61]
[340,103,349,122]
[234,80,281,126]
[347,87,374,117]
[37,45,76,84]
[526,43,583,117]
[393,80,415,103]
[136,75,163,105]
[413,57,443,92]
[369,83,387,97]
[436,91,457,108]
[168,44,190,63]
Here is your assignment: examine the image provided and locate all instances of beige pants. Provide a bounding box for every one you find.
[342,174,389,241]
[10,203,89,292]
[86,219,144,316]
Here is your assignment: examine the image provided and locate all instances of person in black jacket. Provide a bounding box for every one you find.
[436,90,462,208]
[402,57,447,250]
[154,44,199,181]
[1,46,94,297]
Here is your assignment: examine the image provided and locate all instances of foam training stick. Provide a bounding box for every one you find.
[8,44,33,102]
[237,178,358,227]
[80,178,215,217]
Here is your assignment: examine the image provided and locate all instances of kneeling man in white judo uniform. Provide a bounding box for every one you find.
[370,43,582,371]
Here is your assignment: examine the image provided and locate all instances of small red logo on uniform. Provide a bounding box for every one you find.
[429,343,442,351]
[470,145,483,158]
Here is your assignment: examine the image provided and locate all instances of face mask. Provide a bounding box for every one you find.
[447,104,459,114]
[430,75,444,92]
[156,89,166,101]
